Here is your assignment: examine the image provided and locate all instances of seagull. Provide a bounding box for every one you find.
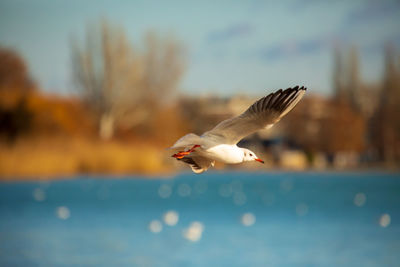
[170,86,307,173]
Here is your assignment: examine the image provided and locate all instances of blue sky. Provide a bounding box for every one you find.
[0,0,399,96]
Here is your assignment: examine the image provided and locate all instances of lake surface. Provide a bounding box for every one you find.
[0,172,399,266]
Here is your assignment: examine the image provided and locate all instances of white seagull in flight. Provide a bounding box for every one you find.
[170,86,307,173]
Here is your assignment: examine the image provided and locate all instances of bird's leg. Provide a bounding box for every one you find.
[172,145,201,159]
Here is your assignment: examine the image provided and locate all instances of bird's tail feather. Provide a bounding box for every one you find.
[178,156,215,174]
[168,133,203,150]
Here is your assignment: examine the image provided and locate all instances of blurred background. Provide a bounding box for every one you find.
[0,1,400,266]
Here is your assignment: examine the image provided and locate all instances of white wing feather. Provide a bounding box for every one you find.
[202,86,306,144]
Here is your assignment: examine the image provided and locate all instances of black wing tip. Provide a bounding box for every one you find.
[270,85,307,95]
[285,85,307,91]
[249,85,307,114]
[296,85,307,91]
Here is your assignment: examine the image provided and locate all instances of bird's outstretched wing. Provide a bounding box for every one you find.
[178,156,215,174]
[202,86,306,145]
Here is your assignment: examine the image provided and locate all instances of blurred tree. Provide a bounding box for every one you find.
[71,21,143,140]
[284,96,366,161]
[0,98,32,143]
[71,20,185,140]
[334,45,361,110]
[373,44,400,163]
[320,100,365,154]
[332,45,381,166]
[333,45,347,102]
[0,47,35,142]
[283,96,326,155]
[348,46,361,111]
[141,31,185,105]
[0,47,36,93]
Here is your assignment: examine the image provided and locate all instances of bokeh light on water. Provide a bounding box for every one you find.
[56,206,70,220]
[32,188,46,202]
[219,183,232,197]
[149,220,163,233]
[158,184,172,199]
[241,212,256,226]
[183,221,204,242]
[177,183,191,197]
[1,172,400,266]
[379,214,391,228]
[233,191,247,206]
[354,192,367,207]
[163,210,179,226]
[194,180,207,194]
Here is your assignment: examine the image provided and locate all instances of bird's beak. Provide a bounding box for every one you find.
[255,158,264,164]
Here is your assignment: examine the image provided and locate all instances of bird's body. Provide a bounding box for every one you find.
[192,144,244,164]
[170,86,307,173]
[203,144,244,164]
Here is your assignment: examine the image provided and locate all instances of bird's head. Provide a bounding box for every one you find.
[242,148,264,164]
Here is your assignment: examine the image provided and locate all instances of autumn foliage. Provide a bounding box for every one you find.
[0,45,188,178]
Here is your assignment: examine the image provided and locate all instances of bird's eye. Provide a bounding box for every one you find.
[250,153,253,157]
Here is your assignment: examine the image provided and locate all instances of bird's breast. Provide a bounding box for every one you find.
[202,144,243,164]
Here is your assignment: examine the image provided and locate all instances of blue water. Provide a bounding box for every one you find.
[0,172,400,267]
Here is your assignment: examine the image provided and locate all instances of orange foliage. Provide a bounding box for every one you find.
[26,93,95,137]
[144,104,191,146]
[0,47,35,92]
[0,137,173,179]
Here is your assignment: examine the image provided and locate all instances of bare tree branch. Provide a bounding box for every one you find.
[71,20,185,139]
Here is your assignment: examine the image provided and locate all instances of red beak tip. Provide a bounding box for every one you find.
[255,159,264,164]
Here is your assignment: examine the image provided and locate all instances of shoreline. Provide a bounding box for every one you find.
[1,168,399,182]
